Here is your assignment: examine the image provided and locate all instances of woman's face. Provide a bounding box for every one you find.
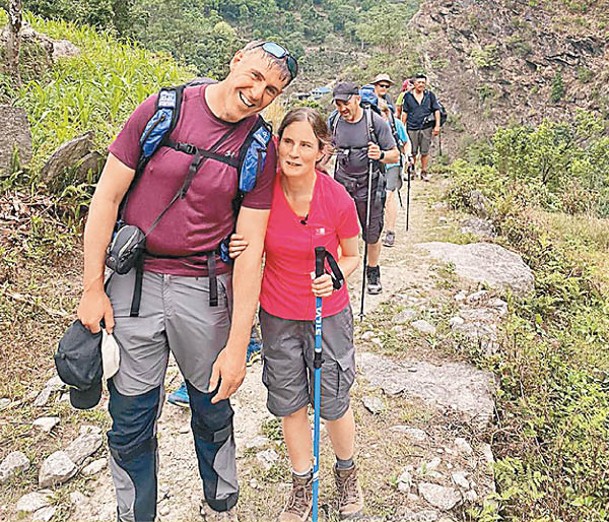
[278,120,323,178]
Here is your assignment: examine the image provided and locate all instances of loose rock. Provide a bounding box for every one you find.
[0,398,10,410]
[0,451,30,483]
[397,469,413,492]
[362,396,384,414]
[389,426,428,442]
[65,433,103,465]
[393,309,417,323]
[418,482,462,510]
[70,491,87,505]
[39,451,77,488]
[256,449,279,471]
[454,437,474,456]
[451,471,470,489]
[411,320,437,335]
[33,417,60,434]
[16,492,52,513]
[81,458,107,477]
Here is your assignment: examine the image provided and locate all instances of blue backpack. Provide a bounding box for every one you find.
[136,78,272,216]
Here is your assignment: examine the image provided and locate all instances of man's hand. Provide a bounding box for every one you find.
[77,288,115,334]
[228,233,249,259]
[367,142,382,160]
[433,126,440,137]
[208,346,247,404]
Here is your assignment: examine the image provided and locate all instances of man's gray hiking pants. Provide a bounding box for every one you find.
[105,269,238,522]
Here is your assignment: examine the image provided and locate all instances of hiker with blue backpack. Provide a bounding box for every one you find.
[228,107,363,521]
[76,40,298,522]
[400,73,445,182]
[328,82,399,301]
[377,99,412,248]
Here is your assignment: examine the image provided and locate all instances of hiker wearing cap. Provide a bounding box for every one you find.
[76,40,297,522]
[371,73,395,113]
[395,79,414,120]
[378,99,412,248]
[330,81,399,295]
[228,107,363,521]
[400,73,441,182]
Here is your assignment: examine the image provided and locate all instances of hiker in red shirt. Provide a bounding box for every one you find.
[229,107,364,521]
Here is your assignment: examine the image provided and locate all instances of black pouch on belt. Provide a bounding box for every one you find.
[105,224,146,275]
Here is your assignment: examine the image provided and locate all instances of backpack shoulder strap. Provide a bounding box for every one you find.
[364,106,377,145]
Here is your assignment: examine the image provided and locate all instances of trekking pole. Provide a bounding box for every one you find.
[312,246,326,522]
[359,161,374,320]
[406,162,413,232]
[438,130,443,158]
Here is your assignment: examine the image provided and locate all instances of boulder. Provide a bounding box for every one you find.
[0,106,32,175]
[39,451,77,487]
[0,450,30,483]
[418,242,534,296]
[53,39,80,59]
[40,132,101,192]
[358,352,495,429]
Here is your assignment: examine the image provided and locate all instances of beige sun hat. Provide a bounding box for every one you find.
[371,73,394,85]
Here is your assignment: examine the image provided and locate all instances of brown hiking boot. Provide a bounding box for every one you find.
[279,474,312,522]
[334,465,364,519]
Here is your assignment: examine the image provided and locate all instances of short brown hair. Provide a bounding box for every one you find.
[277,108,331,150]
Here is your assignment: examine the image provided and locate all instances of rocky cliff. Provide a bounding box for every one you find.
[409,0,609,153]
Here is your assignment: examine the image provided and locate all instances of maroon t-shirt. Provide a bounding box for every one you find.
[108,85,276,276]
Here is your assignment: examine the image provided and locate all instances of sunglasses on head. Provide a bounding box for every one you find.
[253,42,298,82]
[377,83,391,88]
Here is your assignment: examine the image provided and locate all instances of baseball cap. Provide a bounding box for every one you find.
[333,82,360,102]
[371,73,394,85]
[54,320,103,410]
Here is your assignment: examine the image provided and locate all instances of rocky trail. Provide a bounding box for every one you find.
[0,177,536,521]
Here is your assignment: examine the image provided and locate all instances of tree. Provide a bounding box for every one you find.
[7,0,23,86]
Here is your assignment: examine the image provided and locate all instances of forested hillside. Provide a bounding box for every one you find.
[22,0,420,85]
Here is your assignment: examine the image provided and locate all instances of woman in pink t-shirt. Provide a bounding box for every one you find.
[230,107,363,520]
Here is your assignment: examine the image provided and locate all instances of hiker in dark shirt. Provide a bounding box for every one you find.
[401,73,441,182]
[371,73,396,113]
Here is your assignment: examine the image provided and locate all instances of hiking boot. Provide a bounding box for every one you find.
[167,382,190,408]
[382,231,395,248]
[366,266,382,295]
[200,502,239,521]
[279,474,312,522]
[334,465,364,519]
[421,171,431,182]
[246,337,262,367]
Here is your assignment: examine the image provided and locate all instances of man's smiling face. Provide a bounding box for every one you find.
[223,50,287,121]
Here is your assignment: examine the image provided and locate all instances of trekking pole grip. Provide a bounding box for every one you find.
[315,246,326,279]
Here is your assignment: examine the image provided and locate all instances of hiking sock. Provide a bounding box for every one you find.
[292,467,313,480]
[335,457,354,470]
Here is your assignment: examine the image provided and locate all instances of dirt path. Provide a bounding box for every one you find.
[4,178,498,522]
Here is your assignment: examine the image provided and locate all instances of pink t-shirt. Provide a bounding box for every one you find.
[108,84,277,277]
[260,171,360,320]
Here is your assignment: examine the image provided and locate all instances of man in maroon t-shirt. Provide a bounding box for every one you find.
[76,41,297,521]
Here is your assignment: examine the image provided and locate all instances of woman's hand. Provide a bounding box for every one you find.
[312,273,333,298]
[228,233,249,259]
